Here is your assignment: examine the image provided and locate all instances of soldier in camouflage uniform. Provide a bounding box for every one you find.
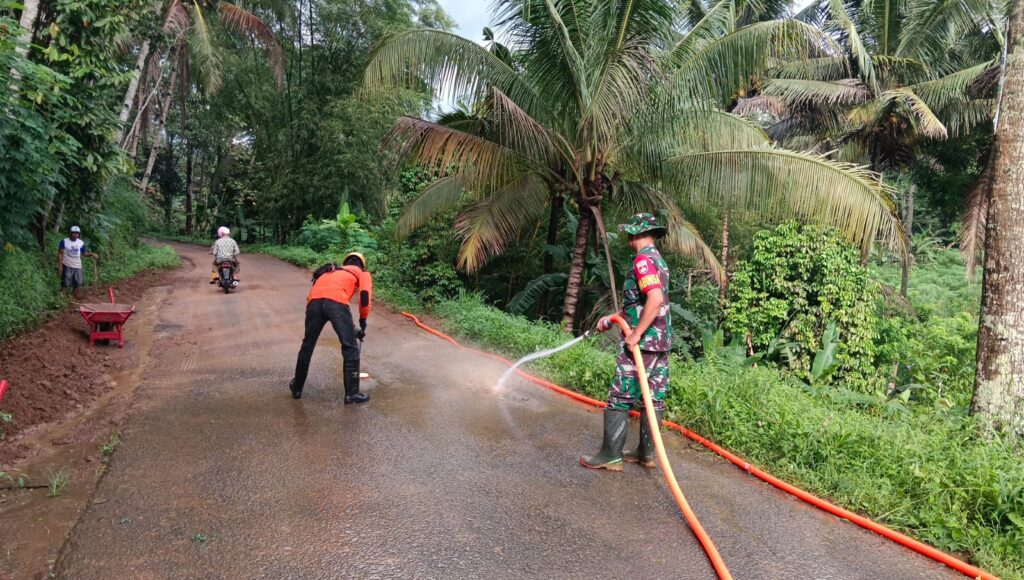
[581,213,671,471]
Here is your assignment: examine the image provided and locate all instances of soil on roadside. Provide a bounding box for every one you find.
[0,266,173,579]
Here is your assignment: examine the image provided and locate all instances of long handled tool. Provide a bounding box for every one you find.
[608,314,733,580]
[92,255,99,293]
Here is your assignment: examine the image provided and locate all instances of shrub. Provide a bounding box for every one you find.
[724,222,879,385]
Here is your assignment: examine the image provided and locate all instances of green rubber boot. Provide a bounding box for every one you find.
[579,409,629,471]
[624,409,663,468]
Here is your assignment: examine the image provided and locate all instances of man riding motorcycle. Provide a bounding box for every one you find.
[209,226,241,284]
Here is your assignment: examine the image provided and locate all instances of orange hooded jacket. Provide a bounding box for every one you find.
[306,265,372,319]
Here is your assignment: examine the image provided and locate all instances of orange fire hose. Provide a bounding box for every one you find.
[399,312,997,580]
[608,314,733,579]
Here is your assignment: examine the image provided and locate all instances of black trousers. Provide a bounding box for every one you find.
[292,298,359,389]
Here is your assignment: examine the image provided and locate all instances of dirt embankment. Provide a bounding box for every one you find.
[0,269,170,468]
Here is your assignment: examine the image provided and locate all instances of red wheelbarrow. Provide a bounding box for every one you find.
[80,288,135,348]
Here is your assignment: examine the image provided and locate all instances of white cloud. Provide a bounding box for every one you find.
[437,0,492,42]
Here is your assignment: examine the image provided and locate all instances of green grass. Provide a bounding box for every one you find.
[45,465,70,498]
[101,431,122,457]
[0,241,179,340]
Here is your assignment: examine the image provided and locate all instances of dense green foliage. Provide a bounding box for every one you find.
[724,223,879,383]
[0,237,178,343]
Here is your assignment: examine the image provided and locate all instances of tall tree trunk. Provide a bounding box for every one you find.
[900,184,915,298]
[15,0,40,59]
[138,68,177,195]
[185,147,195,235]
[561,208,593,332]
[973,0,1024,437]
[719,210,731,300]
[539,194,564,318]
[114,39,152,146]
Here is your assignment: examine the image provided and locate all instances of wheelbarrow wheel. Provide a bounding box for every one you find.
[98,322,113,345]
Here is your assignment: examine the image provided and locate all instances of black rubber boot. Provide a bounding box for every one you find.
[343,359,369,405]
[624,409,663,468]
[289,379,302,400]
[579,409,628,471]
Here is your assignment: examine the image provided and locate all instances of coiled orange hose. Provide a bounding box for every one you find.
[399,312,997,580]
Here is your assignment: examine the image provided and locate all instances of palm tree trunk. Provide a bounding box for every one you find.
[185,147,195,235]
[972,0,1024,437]
[899,184,915,297]
[561,208,593,332]
[719,210,731,300]
[114,39,152,146]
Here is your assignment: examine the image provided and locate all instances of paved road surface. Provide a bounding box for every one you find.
[55,243,956,579]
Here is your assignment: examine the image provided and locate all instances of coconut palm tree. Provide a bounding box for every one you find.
[365,0,905,331]
[743,0,1003,292]
[752,0,1001,166]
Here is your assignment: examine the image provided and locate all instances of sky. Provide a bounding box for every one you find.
[437,0,493,43]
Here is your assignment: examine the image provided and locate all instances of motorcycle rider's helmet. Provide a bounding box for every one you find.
[342,252,366,270]
[217,226,230,238]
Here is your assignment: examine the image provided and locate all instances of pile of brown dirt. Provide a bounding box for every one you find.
[0,269,169,468]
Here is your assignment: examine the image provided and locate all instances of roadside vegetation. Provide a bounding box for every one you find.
[4,0,1024,576]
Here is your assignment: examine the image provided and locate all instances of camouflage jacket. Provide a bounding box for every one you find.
[622,245,671,352]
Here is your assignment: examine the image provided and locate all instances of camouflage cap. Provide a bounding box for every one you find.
[618,213,667,237]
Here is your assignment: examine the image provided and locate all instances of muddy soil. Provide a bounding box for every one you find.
[0,269,169,468]
[0,269,169,579]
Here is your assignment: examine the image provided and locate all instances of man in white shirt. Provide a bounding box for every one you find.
[57,226,98,300]
[209,226,241,283]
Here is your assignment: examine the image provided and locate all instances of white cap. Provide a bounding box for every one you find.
[217,226,230,237]
[70,226,81,233]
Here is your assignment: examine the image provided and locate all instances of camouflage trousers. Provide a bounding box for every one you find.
[607,348,670,412]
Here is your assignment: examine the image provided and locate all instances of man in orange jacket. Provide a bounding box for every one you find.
[288,252,372,403]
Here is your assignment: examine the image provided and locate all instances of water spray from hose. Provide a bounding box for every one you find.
[496,331,594,391]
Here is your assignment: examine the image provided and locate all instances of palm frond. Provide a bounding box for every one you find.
[897,0,999,66]
[383,116,537,194]
[456,173,550,272]
[508,272,569,313]
[164,0,190,39]
[937,98,994,137]
[666,0,734,67]
[762,78,871,107]
[618,181,726,285]
[909,62,993,114]
[958,159,990,281]
[667,19,838,107]
[733,94,788,117]
[659,147,906,255]
[396,175,472,238]
[364,28,543,119]
[622,109,770,172]
[826,0,877,93]
[540,0,590,106]
[886,88,948,139]
[586,40,660,145]
[773,56,847,80]
[188,0,222,93]
[218,3,286,88]
[485,88,570,169]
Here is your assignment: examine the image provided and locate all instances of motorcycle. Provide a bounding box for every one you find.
[216,260,239,293]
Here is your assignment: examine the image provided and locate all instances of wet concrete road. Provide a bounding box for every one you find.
[54,244,957,579]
